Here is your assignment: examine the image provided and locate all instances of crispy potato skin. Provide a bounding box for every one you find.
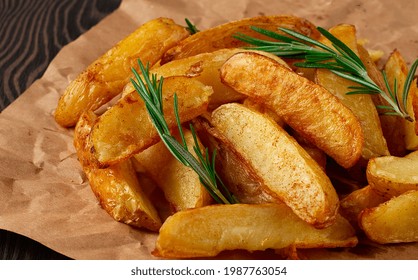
[74,112,161,231]
[220,52,363,168]
[358,45,407,156]
[211,103,339,228]
[359,190,418,244]
[193,116,280,205]
[122,49,289,109]
[55,18,189,127]
[366,154,418,198]
[384,49,418,150]
[134,129,213,212]
[161,15,320,64]
[91,76,213,166]
[316,25,389,159]
[153,203,357,259]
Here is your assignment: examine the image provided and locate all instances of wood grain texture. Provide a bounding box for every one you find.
[0,0,121,111]
[0,0,121,259]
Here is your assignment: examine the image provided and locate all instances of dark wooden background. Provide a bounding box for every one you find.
[0,0,121,259]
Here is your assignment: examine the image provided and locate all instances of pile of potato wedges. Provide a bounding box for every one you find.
[55,15,418,259]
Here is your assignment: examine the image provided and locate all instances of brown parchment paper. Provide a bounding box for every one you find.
[1,0,418,260]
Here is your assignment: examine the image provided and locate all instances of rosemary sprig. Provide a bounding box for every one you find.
[130,60,237,204]
[235,26,417,121]
[185,18,199,34]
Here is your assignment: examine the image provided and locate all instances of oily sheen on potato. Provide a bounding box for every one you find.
[153,203,357,258]
[211,103,339,228]
[73,111,161,231]
[55,18,189,127]
[91,76,213,166]
[220,52,364,168]
[160,15,320,64]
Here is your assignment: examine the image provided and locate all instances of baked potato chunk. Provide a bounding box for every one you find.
[366,151,418,198]
[55,18,189,127]
[192,116,280,205]
[133,128,213,212]
[220,52,363,168]
[153,203,357,259]
[74,111,161,231]
[161,15,320,64]
[315,24,389,159]
[91,76,213,165]
[358,45,407,156]
[384,49,418,150]
[359,190,418,244]
[211,103,339,228]
[123,49,288,110]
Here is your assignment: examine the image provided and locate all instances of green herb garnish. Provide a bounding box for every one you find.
[235,26,418,121]
[130,60,237,204]
[185,18,199,34]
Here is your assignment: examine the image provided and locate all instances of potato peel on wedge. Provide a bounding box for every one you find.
[91,76,213,166]
[315,24,389,159]
[220,52,364,168]
[161,15,320,64]
[134,128,213,212]
[211,103,339,228]
[359,190,418,244]
[74,112,161,231]
[153,203,357,259]
[367,152,418,198]
[55,18,189,127]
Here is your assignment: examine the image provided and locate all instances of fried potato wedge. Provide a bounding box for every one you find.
[316,25,389,159]
[358,44,407,156]
[384,49,418,150]
[91,76,213,165]
[211,103,339,228]
[55,18,189,127]
[133,128,212,212]
[220,52,363,168]
[153,203,357,259]
[359,190,418,244]
[366,152,418,198]
[74,111,161,231]
[193,116,280,205]
[122,49,289,109]
[161,15,320,64]
[340,185,387,227]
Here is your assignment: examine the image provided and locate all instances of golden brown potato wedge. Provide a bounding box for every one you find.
[358,44,407,156]
[359,190,418,244]
[55,18,189,127]
[122,49,289,109]
[211,103,339,228]
[161,15,320,64]
[220,52,363,168]
[91,76,213,165]
[193,116,280,205]
[340,185,387,227]
[384,49,418,150]
[316,25,389,159]
[74,111,161,231]
[133,128,212,212]
[366,153,418,198]
[153,203,357,259]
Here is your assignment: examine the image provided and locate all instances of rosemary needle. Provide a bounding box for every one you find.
[130,60,237,204]
[235,26,417,121]
[185,18,199,34]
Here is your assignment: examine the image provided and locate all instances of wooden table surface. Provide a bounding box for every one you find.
[0,0,121,259]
